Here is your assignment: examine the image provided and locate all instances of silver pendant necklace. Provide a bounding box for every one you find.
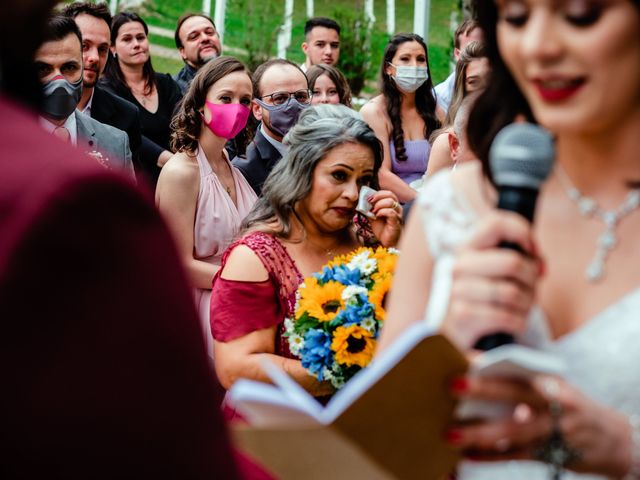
[556,166,640,282]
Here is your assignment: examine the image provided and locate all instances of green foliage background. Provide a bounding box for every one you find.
[129,0,459,93]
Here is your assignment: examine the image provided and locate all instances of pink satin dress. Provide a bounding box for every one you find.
[193,145,257,359]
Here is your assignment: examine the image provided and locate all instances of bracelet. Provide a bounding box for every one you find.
[623,414,640,480]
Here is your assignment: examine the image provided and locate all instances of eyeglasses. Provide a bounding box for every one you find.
[260,89,312,106]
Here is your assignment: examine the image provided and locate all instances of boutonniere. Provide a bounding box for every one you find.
[86,150,111,170]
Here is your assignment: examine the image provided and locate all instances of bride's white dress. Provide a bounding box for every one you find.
[419,170,640,479]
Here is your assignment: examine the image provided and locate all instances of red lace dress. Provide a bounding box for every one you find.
[210,231,304,358]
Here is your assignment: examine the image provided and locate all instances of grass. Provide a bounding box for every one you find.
[132,0,460,86]
[152,54,184,75]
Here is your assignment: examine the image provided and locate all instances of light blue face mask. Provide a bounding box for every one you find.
[388,64,429,93]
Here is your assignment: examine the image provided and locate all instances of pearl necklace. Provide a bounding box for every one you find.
[556,166,640,282]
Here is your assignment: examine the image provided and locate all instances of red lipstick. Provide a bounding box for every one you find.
[533,78,585,102]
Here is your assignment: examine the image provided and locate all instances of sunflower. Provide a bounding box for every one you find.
[372,247,398,277]
[297,277,345,322]
[369,273,392,321]
[331,324,376,367]
[327,252,351,269]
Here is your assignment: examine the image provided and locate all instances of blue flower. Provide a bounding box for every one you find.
[339,302,374,326]
[300,329,334,380]
[313,265,335,284]
[332,265,362,286]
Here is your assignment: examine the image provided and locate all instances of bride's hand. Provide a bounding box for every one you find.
[366,189,403,247]
[446,374,634,478]
[441,210,541,350]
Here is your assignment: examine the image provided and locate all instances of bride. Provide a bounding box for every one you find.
[379,0,640,478]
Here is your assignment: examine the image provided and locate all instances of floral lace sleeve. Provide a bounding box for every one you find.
[417,169,477,258]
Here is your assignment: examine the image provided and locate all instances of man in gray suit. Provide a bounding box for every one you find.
[34,15,134,180]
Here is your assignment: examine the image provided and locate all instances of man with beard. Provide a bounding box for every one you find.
[63,1,142,173]
[35,15,134,178]
[173,13,222,94]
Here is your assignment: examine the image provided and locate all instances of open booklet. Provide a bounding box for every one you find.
[228,322,469,479]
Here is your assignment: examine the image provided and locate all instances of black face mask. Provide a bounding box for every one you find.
[41,75,83,120]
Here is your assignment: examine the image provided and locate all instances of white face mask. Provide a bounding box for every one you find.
[389,64,429,93]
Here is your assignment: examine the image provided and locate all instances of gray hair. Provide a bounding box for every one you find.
[242,104,383,238]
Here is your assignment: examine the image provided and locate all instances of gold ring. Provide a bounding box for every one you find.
[392,200,399,210]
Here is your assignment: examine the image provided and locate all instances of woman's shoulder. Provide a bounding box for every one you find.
[420,161,492,213]
[157,152,199,188]
[221,231,287,279]
[417,166,475,256]
[220,242,269,282]
[360,95,386,115]
[360,96,390,129]
[417,162,495,254]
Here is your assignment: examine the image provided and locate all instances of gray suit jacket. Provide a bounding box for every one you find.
[75,110,135,181]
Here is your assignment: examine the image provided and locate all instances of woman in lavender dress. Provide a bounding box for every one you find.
[361,33,440,204]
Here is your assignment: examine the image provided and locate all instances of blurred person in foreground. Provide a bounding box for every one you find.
[0,0,240,477]
[211,105,402,405]
[380,0,640,478]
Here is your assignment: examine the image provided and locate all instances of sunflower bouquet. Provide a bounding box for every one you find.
[284,246,399,389]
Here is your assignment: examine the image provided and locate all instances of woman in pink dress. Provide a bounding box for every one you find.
[156,57,257,359]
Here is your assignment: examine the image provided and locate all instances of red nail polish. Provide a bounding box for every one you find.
[367,196,374,202]
[450,376,469,394]
[444,429,464,444]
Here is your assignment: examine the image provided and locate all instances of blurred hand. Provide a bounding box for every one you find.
[441,210,542,350]
[446,374,633,478]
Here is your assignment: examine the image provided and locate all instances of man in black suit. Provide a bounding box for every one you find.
[63,1,142,172]
[233,59,310,196]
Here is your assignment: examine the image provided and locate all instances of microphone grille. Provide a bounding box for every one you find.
[489,123,555,189]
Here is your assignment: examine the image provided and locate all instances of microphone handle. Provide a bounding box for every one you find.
[473,186,539,351]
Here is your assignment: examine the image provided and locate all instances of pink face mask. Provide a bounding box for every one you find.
[201,101,251,139]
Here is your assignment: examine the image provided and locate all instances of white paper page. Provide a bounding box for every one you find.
[321,321,434,423]
[472,344,566,377]
[457,344,566,421]
[228,379,322,427]
[260,358,325,421]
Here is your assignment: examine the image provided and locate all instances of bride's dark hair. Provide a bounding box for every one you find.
[466,0,534,183]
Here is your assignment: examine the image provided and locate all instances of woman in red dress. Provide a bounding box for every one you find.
[210,105,403,397]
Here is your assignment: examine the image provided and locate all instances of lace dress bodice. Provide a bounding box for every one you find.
[419,170,640,480]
